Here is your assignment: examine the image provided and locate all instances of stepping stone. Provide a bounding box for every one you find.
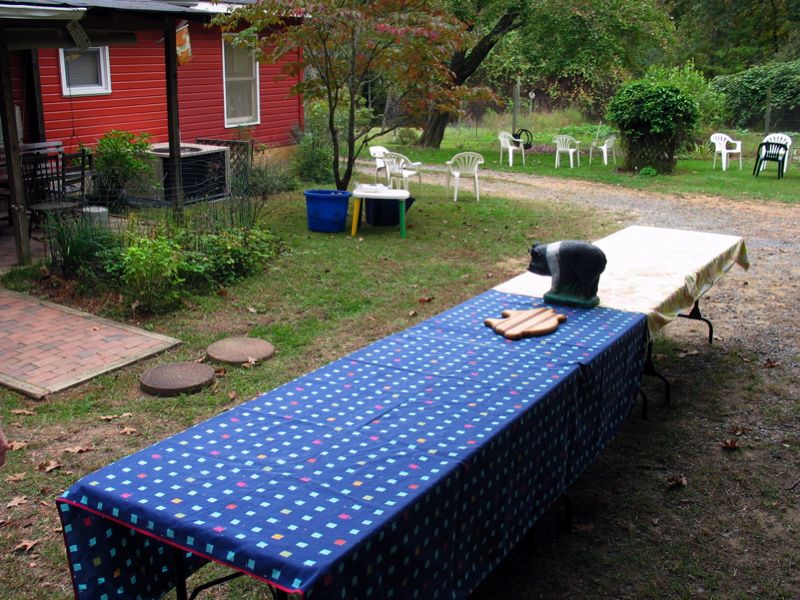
[207,337,275,364]
[140,362,215,397]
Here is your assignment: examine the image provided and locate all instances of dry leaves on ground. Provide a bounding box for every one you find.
[5,472,26,483]
[11,409,36,416]
[7,496,29,508]
[119,427,139,436]
[13,539,40,553]
[666,474,688,490]
[721,439,739,451]
[62,446,93,454]
[9,440,29,450]
[99,413,132,422]
[37,460,62,473]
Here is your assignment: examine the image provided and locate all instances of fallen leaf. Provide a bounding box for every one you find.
[11,409,36,416]
[485,272,494,279]
[730,425,750,436]
[119,427,139,436]
[218,287,228,297]
[763,358,780,369]
[227,391,237,400]
[721,439,739,451]
[650,517,661,526]
[13,539,39,553]
[194,355,208,363]
[63,446,93,454]
[5,472,26,483]
[214,368,227,377]
[9,440,29,451]
[677,349,699,358]
[91,326,101,332]
[7,496,29,508]
[408,310,417,317]
[417,296,435,304]
[666,474,688,490]
[100,413,132,422]
[37,460,62,473]
[247,306,257,314]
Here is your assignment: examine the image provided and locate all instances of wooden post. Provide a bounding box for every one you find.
[0,32,31,266]
[764,86,772,135]
[164,19,184,223]
[512,75,520,134]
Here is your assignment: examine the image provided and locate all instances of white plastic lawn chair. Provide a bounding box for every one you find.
[369,145,389,182]
[589,135,616,166]
[382,152,423,195]
[445,152,484,202]
[498,131,525,167]
[761,133,793,174]
[554,135,580,168]
[709,133,742,171]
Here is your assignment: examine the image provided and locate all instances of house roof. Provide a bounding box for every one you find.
[0,1,204,14]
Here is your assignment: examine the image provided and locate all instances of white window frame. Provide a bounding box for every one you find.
[222,34,261,128]
[59,46,112,97]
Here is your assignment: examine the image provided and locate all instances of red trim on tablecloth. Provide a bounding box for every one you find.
[56,498,303,599]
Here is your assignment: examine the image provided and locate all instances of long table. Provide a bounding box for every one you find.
[496,226,749,336]
[58,290,647,599]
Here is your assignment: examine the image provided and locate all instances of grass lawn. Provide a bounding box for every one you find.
[1,182,797,598]
[0,185,617,598]
[376,123,800,203]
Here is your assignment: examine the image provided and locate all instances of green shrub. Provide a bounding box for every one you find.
[712,60,800,129]
[643,62,729,133]
[248,160,298,197]
[44,214,122,281]
[393,128,420,146]
[638,166,658,177]
[606,81,698,173]
[116,236,185,313]
[93,130,154,203]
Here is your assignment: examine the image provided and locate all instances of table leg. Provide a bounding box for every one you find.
[399,199,406,239]
[677,300,713,344]
[643,340,671,405]
[173,547,189,600]
[350,198,362,237]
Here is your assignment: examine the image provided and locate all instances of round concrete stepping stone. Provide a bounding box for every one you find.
[140,362,215,396]
[207,337,275,364]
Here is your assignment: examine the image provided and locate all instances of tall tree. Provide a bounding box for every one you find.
[215,0,462,190]
[419,0,526,148]
[419,0,672,148]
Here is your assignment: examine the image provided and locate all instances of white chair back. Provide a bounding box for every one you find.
[555,135,578,150]
[710,133,732,151]
[447,152,484,175]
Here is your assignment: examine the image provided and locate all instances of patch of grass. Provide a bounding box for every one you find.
[370,121,800,203]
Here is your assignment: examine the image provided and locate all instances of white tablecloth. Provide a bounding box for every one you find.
[494,226,749,335]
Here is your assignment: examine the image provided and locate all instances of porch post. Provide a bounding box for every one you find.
[164,18,184,222]
[0,31,31,266]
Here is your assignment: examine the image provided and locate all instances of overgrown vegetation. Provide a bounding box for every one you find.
[606,81,699,173]
[92,130,154,203]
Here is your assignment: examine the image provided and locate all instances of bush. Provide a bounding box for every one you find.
[248,160,298,197]
[643,62,729,133]
[93,130,154,203]
[44,214,122,281]
[115,236,185,313]
[606,81,699,173]
[712,60,800,129]
[393,128,420,146]
[292,101,335,183]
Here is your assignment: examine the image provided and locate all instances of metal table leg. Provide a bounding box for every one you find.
[643,340,671,405]
[677,299,714,344]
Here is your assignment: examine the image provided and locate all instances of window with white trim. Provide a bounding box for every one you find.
[59,46,112,96]
[223,35,260,127]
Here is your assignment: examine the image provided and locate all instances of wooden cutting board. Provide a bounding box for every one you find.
[484,308,567,340]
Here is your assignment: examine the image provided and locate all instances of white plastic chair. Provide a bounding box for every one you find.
[762,133,793,174]
[554,135,580,168]
[382,152,423,195]
[498,131,525,167]
[709,133,742,171]
[369,145,389,182]
[445,152,484,202]
[589,135,616,166]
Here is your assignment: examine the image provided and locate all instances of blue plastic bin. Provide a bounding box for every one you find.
[304,190,352,233]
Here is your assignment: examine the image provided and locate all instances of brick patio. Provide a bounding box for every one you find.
[0,288,180,398]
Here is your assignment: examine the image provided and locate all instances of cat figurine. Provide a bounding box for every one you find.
[528,240,607,307]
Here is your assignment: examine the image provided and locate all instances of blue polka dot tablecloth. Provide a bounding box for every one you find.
[57,290,647,600]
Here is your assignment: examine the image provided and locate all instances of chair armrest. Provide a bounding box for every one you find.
[730,141,742,152]
[409,161,423,168]
[445,160,453,167]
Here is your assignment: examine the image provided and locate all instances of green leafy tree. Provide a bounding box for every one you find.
[712,60,800,130]
[214,1,462,190]
[606,81,698,173]
[669,0,800,77]
[93,130,153,202]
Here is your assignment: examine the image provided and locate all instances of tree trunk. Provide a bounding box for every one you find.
[420,111,451,148]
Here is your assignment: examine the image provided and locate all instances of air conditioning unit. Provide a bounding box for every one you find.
[146,142,230,203]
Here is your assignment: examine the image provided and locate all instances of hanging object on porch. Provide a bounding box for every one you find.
[176,23,192,65]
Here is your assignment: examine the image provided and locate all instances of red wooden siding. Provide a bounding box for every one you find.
[178,24,302,147]
[36,25,302,151]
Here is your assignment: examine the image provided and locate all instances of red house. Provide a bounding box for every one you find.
[1,0,303,265]
[12,9,303,151]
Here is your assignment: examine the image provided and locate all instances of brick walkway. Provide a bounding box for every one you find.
[0,289,180,398]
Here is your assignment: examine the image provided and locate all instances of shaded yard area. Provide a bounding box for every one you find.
[0,178,798,598]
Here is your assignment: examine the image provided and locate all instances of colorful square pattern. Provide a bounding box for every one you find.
[57,290,647,599]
